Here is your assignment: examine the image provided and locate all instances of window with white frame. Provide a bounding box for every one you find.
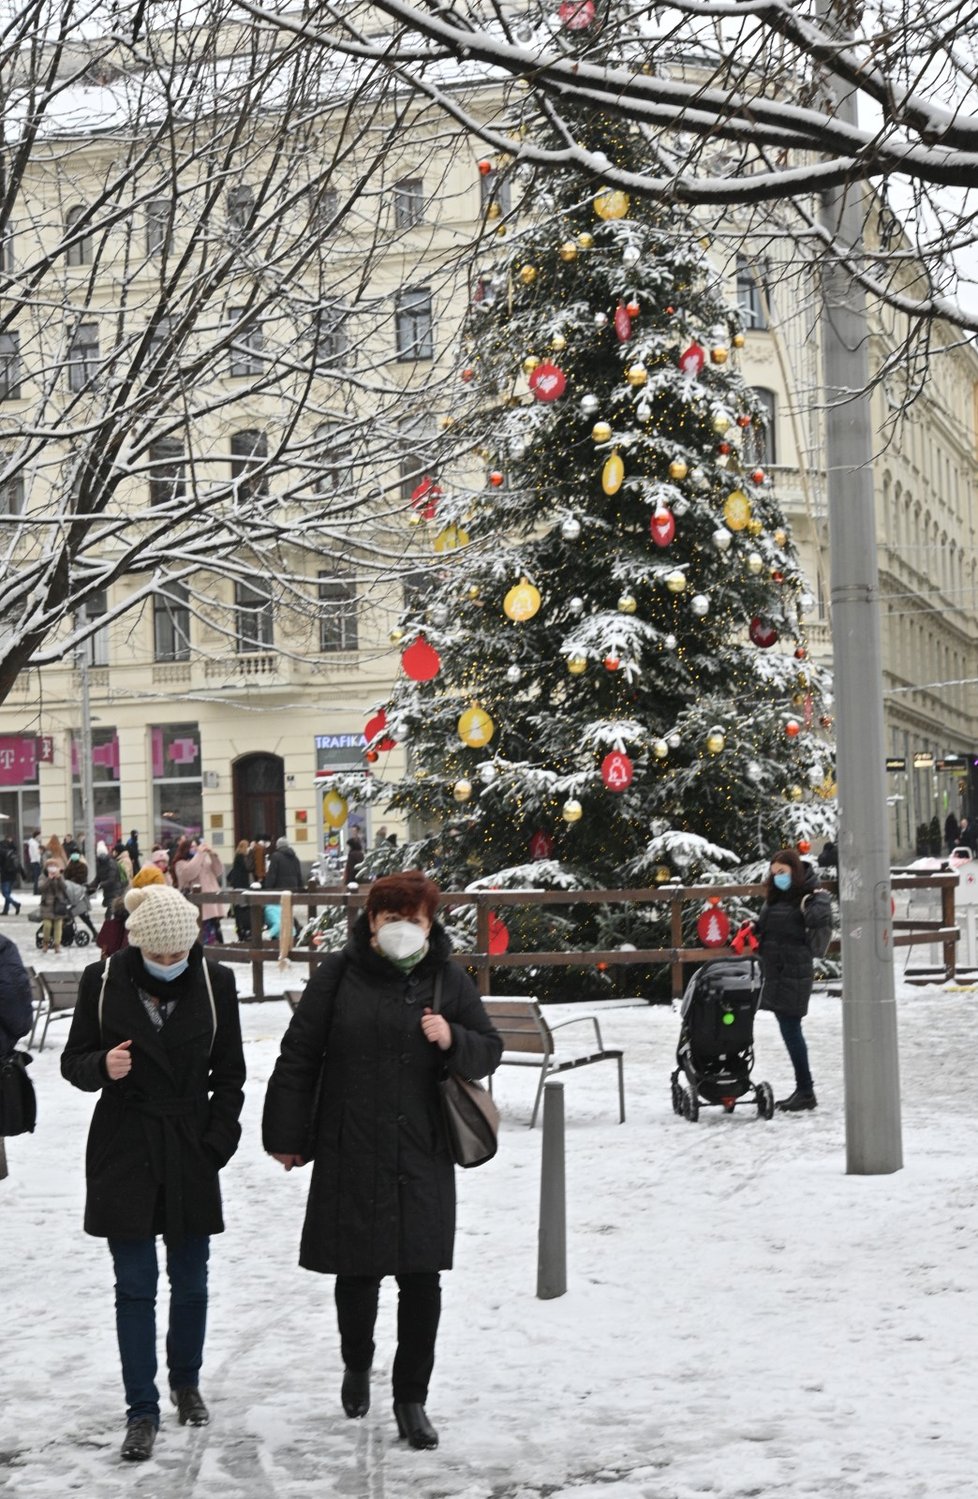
[736,255,771,330]
[395,287,434,361]
[229,309,264,377]
[80,588,109,667]
[146,200,171,256]
[310,303,349,368]
[750,388,777,465]
[230,429,268,502]
[394,177,425,229]
[68,321,100,392]
[148,438,185,506]
[154,580,191,662]
[0,462,24,516]
[227,185,254,233]
[313,421,352,491]
[318,568,358,652]
[0,333,20,400]
[66,205,93,267]
[234,579,274,652]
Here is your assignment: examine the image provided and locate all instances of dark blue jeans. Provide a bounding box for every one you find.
[1,878,18,914]
[775,1013,813,1093]
[108,1235,210,1425]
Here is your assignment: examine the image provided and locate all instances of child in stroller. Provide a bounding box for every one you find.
[671,958,774,1122]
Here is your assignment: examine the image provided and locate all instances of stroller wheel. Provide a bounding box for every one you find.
[35,927,44,949]
[73,927,91,947]
[682,1084,699,1123]
[756,1081,775,1120]
[670,1074,683,1115]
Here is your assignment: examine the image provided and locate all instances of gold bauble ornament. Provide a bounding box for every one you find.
[732,332,746,348]
[594,187,630,220]
[496,224,507,237]
[617,593,638,614]
[523,355,541,374]
[486,201,501,221]
[625,364,648,387]
[747,517,764,536]
[712,412,732,435]
[434,524,470,553]
[453,778,473,803]
[577,231,595,249]
[550,334,567,353]
[503,578,542,622]
[466,584,480,600]
[519,265,537,285]
[665,570,687,593]
[602,452,624,495]
[787,784,804,802]
[458,705,495,748]
[710,345,729,365]
[668,459,688,481]
[652,738,669,759]
[591,421,613,443]
[706,728,726,754]
[815,776,838,801]
[722,490,751,531]
[559,241,578,262]
[322,790,348,829]
[774,528,787,546]
[654,864,671,884]
[561,798,584,823]
[389,627,405,643]
[566,654,588,675]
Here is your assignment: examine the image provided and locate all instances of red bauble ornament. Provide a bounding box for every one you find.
[461,367,474,382]
[528,362,567,402]
[488,913,510,955]
[679,342,706,375]
[771,569,784,583]
[489,470,504,487]
[401,636,441,682]
[410,476,441,519]
[794,646,807,660]
[736,414,752,428]
[365,749,379,763]
[603,655,621,672]
[601,751,634,791]
[717,441,732,455]
[478,160,492,175]
[785,719,801,737]
[665,305,675,315]
[798,839,812,854]
[558,0,596,27]
[650,508,676,547]
[749,616,778,649]
[751,468,766,484]
[697,902,730,948]
[614,303,632,342]
[364,708,396,752]
[529,830,554,861]
[625,299,640,317]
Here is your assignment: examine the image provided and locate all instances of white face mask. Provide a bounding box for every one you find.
[375,920,428,961]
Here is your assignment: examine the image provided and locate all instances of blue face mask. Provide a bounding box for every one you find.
[142,955,190,982]
[772,871,792,892]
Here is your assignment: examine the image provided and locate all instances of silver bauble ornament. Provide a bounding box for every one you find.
[745,759,763,782]
[568,596,585,616]
[652,738,669,759]
[580,393,600,416]
[479,762,499,784]
[689,466,708,490]
[429,603,450,627]
[666,731,681,750]
[799,591,816,612]
[561,516,582,542]
[594,312,608,328]
[663,633,677,650]
[691,593,710,617]
[672,497,690,518]
[622,244,641,269]
[505,664,522,684]
[712,528,732,552]
[636,400,651,423]
[510,438,527,460]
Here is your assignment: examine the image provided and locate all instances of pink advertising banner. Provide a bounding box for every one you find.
[0,736,38,786]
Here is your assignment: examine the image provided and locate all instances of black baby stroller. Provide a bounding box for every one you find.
[671,958,774,1122]
[34,910,91,949]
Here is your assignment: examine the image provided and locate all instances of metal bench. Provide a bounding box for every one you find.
[30,970,80,1052]
[483,997,625,1128]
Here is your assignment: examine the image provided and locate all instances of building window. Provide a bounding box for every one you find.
[146,200,171,255]
[402,566,433,610]
[0,332,20,400]
[311,185,339,234]
[80,588,109,667]
[736,255,771,330]
[68,321,100,392]
[318,569,358,651]
[751,388,777,465]
[151,722,202,846]
[394,177,425,229]
[313,421,352,491]
[230,429,268,503]
[1,223,13,274]
[148,438,185,506]
[227,185,254,232]
[480,170,511,218]
[229,309,264,377]
[235,579,274,652]
[0,464,24,516]
[395,287,434,362]
[154,580,191,662]
[72,726,121,846]
[311,304,349,369]
[66,205,93,267]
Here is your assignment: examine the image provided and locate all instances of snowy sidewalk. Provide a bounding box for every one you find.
[2,941,977,1498]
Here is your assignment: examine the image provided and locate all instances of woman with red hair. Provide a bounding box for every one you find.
[263,871,501,1451]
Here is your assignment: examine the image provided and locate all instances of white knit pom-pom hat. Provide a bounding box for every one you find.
[124,885,199,952]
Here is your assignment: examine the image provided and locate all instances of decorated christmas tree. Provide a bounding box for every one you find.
[343,105,837,970]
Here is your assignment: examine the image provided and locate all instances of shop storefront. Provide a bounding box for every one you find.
[0,734,46,857]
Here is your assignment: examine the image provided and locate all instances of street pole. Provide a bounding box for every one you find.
[76,605,97,864]
[818,1,903,1173]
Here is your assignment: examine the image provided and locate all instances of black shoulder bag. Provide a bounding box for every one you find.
[0,1050,36,1136]
[431,972,499,1169]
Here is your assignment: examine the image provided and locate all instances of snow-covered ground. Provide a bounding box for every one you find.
[2,913,976,1498]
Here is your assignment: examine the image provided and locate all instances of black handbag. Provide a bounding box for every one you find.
[0,1050,36,1136]
[431,973,499,1169]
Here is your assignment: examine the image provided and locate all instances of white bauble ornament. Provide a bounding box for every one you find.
[747,552,763,574]
[510,438,527,460]
[799,591,816,612]
[672,497,690,518]
[807,763,825,785]
[667,731,681,750]
[745,759,763,782]
[691,594,710,616]
[429,603,450,627]
[453,778,473,803]
[663,633,677,650]
[594,312,608,328]
[568,596,585,616]
[617,593,638,614]
[505,664,522,684]
[636,400,651,422]
[561,798,583,823]
[561,516,582,542]
[580,393,600,416]
[479,763,499,784]
[622,244,640,269]
[689,466,708,490]
[652,738,669,759]
[712,528,732,552]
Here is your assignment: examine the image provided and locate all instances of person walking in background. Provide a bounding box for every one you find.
[264,836,303,892]
[64,853,98,941]
[245,837,268,885]
[174,840,227,947]
[226,841,252,942]
[38,859,70,953]
[958,815,976,854]
[0,929,33,1182]
[27,829,41,895]
[61,885,246,1463]
[114,841,134,886]
[149,847,174,885]
[125,830,142,874]
[262,870,502,1452]
[753,849,827,1113]
[0,836,24,915]
[343,835,364,885]
[944,811,960,853]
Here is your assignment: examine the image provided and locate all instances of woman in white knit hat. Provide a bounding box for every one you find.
[61,885,246,1464]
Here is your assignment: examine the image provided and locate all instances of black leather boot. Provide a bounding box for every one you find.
[121,1419,157,1461]
[393,1401,438,1449]
[777,1088,817,1112]
[341,1368,371,1418]
[170,1387,209,1426]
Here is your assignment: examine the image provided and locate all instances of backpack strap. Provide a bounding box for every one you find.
[98,955,112,1039]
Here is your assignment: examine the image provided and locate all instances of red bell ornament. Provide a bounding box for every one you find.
[748,616,778,649]
[625,299,640,317]
[487,913,510,954]
[529,830,554,860]
[401,636,441,682]
[601,751,634,791]
[679,342,706,375]
[697,902,730,948]
[558,0,596,28]
[528,362,567,402]
[650,508,676,547]
[410,476,441,520]
[364,707,396,752]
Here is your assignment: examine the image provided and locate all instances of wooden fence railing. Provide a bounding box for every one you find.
[187,871,959,1001]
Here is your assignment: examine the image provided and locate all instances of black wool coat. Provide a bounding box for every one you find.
[262,917,503,1277]
[61,946,245,1240]
[756,871,817,1019]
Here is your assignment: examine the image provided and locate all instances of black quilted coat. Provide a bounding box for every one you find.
[262,917,502,1277]
[756,870,819,1019]
[61,946,245,1240]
